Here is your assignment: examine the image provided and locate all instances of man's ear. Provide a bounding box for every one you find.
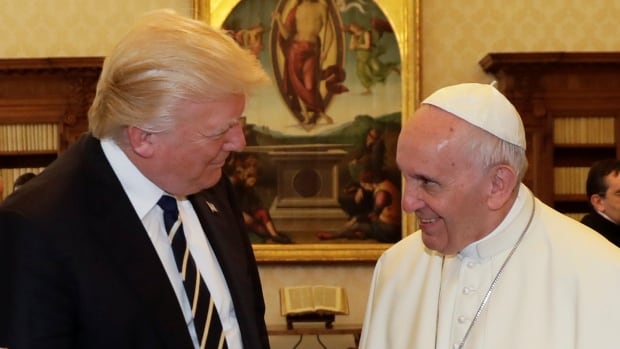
[590,194,605,212]
[487,164,518,210]
[126,126,155,158]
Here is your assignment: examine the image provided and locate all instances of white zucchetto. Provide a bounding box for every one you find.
[422,82,526,150]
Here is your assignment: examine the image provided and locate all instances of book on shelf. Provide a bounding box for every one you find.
[0,123,59,152]
[565,212,587,222]
[280,285,349,317]
[0,167,44,200]
[553,116,615,145]
[553,167,589,195]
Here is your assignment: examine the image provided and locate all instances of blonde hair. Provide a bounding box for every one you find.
[88,9,270,142]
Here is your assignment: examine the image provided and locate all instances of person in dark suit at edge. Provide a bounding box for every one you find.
[11,172,37,193]
[0,9,271,349]
[581,158,620,246]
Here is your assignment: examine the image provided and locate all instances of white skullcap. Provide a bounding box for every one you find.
[422,82,526,150]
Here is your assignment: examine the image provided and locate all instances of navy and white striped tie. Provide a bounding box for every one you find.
[158,195,228,349]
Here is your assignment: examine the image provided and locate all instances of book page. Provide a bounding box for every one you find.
[280,285,350,316]
[312,286,349,314]
[280,286,315,315]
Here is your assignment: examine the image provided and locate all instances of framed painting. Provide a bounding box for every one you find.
[193,0,419,262]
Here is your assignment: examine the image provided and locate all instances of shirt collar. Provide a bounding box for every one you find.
[100,138,164,219]
[460,183,534,260]
[595,210,618,224]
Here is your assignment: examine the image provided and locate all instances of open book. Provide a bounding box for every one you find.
[280,285,349,316]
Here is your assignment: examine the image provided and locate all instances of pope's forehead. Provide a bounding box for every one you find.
[399,106,480,161]
[407,105,476,135]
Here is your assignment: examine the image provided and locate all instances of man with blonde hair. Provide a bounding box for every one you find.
[1,9,270,349]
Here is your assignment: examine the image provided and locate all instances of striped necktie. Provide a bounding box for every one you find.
[157,195,228,349]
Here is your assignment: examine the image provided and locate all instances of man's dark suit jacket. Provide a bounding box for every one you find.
[581,210,620,247]
[0,134,270,349]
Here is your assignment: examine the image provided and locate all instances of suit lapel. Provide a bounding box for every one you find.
[190,180,250,283]
[190,178,263,346]
[81,135,193,348]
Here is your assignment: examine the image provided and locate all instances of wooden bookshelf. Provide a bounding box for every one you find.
[480,52,620,216]
[0,57,103,197]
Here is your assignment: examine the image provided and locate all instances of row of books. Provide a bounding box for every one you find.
[553,116,615,145]
[564,212,587,222]
[553,166,590,195]
[0,166,591,221]
[0,123,59,152]
[1,167,44,199]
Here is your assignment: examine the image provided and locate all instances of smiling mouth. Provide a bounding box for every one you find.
[418,217,438,225]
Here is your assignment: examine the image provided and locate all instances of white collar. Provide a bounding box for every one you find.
[595,210,618,224]
[100,138,164,219]
[459,183,535,260]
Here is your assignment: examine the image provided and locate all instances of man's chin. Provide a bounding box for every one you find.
[421,232,454,254]
[421,232,440,251]
[202,171,222,189]
[185,171,222,194]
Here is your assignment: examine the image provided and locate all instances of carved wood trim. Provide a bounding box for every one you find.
[480,52,620,209]
[0,57,104,152]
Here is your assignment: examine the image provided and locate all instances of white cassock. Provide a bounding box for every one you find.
[359,184,620,349]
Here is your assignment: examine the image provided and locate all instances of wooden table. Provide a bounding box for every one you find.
[268,323,362,349]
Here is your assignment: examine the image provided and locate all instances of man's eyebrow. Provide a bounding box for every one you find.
[198,117,242,138]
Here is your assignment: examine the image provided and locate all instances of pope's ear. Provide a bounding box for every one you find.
[126,126,155,158]
[487,164,518,210]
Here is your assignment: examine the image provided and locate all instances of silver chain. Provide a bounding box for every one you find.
[455,197,535,349]
[434,196,536,349]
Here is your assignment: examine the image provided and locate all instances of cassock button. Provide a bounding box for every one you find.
[467,261,476,268]
[458,315,467,323]
[462,287,472,295]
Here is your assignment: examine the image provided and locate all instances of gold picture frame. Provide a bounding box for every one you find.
[193,0,420,263]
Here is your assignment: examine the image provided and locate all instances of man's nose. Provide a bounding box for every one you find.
[225,124,246,151]
[401,183,424,213]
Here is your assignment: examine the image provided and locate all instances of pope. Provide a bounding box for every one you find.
[359,83,620,349]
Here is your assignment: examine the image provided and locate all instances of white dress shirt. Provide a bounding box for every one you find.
[101,138,242,349]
